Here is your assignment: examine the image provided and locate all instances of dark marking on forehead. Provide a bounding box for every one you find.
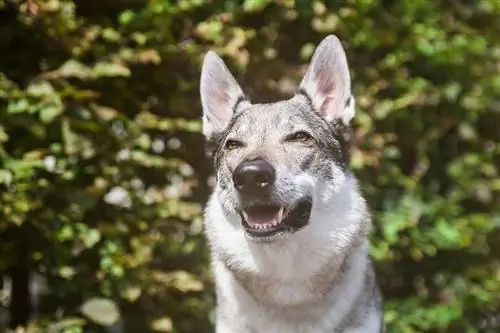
[229,102,297,137]
[205,104,259,172]
[296,88,314,110]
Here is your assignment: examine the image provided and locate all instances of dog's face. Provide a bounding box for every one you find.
[200,35,355,242]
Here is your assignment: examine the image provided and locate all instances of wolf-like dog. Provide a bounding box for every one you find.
[199,35,384,333]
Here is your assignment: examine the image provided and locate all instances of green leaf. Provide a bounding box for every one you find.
[119,10,135,25]
[47,317,86,333]
[151,317,173,332]
[0,169,13,186]
[59,266,76,279]
[40,104,63,123]
[7,99,31,113]
[80,297,120,327]
[92,62,131,77]
[168,270,204,292]
[58,59,91,79]
[435,218,462,248]
[27,80,56,96]
[243,0,272,12]
[81,228,101,249]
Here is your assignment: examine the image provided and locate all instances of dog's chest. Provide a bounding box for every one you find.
[249,245,339,304]
[219,302,381,333]
[214,241,381,333]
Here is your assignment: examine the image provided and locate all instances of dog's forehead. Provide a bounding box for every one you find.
[230,99,314,138]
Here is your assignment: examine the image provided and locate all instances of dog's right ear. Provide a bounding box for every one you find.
[200,51,245,138]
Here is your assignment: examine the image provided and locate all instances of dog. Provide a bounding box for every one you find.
[199,35,384,333]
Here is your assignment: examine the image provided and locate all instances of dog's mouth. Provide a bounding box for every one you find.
[240,199,312,240]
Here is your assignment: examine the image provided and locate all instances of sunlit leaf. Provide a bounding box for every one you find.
[81,298,120,327]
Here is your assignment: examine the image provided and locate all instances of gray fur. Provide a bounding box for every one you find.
[200,35,384,333]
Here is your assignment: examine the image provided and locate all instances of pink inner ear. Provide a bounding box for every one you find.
[319,95,338,119]
[209,84,233,122]
[314,68,340,118]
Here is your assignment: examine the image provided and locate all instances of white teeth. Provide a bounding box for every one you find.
[243,206,285,229]
[277,206,284,223]
[253,223,276,229]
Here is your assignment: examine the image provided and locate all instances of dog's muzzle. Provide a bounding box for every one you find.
[232,158,312,241]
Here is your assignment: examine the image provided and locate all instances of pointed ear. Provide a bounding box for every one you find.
[298,35,354,124]
[200,51,245,138]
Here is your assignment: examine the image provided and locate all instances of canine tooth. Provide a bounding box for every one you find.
[277,207,284,223]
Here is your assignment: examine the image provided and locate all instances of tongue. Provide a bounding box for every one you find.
[243,206,282,226]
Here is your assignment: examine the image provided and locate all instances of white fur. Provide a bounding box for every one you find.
[345,309,383,333]
[204,170,377,333]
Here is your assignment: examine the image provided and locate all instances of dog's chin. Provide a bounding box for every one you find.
[239,198,312,243]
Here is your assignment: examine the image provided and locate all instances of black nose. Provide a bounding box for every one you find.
[232,158,276,194]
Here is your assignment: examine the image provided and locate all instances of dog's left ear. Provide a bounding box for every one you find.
[298,35,354,124]
[200,51,246,138]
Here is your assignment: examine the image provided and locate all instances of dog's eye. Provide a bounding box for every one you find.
[224,139,243,150]
[287,131,313,143]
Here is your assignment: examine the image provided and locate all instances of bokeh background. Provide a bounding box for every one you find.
[1,0,500,332]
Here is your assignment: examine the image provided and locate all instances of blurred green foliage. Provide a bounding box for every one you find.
[0,0,499,332]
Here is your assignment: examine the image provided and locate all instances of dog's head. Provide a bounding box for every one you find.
[200,35,355,243]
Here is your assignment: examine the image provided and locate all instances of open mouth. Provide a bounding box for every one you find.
[240,199,312,239]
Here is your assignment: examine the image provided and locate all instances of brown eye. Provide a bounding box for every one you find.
[287,131,313,143]
[224,139,243,150]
